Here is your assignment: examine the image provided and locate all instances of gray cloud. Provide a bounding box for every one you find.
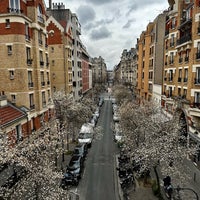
[90,26,112,40]
[123,19,135,29]
[77,5,96,25]
[85,0,120,5]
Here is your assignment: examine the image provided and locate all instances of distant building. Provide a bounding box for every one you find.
[120,48,137,89]
[91,56,107,86]
[47,3,83,100]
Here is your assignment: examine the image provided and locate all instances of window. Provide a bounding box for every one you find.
[169,87,173,97]
[5,19,10,28]
[184,68,188,82]
[170,34,175,46]
[25,23,30,40]
[11,94,16,103]
[9,70,14,79]
[185,49,189,62]
[28,71,33,87]
[170,52,174,64]
[29,93,35,109]
[42,92,46,107]
[183,89,187,98]
[47,72,50,85]
[196,67,200,84]
[7,45,12,55]
[171,18,176,29]
[39,51,44,66]
[38,30,43,45]
[37,4,44,23]
[41,72,45,86]
[169,70,173,81]
[9,0,20,13]
[178,69,182,82]
[46,53,49,67]
[26,47,32,65]
[16,124,22,142]
[195,92,200,103]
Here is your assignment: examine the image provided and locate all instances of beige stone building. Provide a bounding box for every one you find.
[92,56,107,86]
[46,15,73,95]
[120,48,137,89]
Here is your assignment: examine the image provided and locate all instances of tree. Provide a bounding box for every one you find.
[112,84,132,105]
[0,123,68,199]
[119,99,197,186]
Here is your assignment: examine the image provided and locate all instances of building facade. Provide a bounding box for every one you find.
[46,13,73,95]
[0,0,54,139]
[47,3,83,100]
[91,56,107,86]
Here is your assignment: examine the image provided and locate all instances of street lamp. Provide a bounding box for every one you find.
[174,185,199,200]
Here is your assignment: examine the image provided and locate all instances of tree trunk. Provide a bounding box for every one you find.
[154,165,160,192]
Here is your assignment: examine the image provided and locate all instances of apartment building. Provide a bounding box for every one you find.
[46,10,73,95]
[92,56,107,86]
[81,45,90,94]
[47,3,83,100]
[0,0,54,141]
[120,48,137,89]
[162,0,200,166]
[136,12,166,102]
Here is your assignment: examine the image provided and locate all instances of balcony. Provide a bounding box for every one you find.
[170,42,175,47]
[194,78,200,84]
[38,15,45,24]
[7,7,23,14]
[28,82,34,88]
[183,78,188,82]
[169,60,174,65]
[176,34,191,46]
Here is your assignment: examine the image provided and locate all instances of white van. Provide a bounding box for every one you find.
[78,123,94,147]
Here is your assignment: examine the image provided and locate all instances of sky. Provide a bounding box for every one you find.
[45,0,169,70]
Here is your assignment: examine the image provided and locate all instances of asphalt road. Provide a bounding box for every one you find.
[78,96,118,200]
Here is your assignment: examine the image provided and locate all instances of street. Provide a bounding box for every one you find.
[78,94,119,200]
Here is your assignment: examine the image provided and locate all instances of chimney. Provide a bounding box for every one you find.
[49,0,52,9]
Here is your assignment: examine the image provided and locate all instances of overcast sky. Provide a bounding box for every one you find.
[46,0,169,70]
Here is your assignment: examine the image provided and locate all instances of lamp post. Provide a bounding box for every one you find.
[174,185,199,200]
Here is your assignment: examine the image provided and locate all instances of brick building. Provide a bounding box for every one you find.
[0,0,54,140]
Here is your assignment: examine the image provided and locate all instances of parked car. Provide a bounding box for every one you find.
[98,97,104,107]
[72,143,88,160]
[67,155,84,179]
[60,171,79,189]
[114,123,123,142]
[113,112,120,122]
[78,132,93,148]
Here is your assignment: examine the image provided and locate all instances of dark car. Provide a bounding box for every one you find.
[67,155,84,179]
[72,144,88,160]
[60,172,79,189]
